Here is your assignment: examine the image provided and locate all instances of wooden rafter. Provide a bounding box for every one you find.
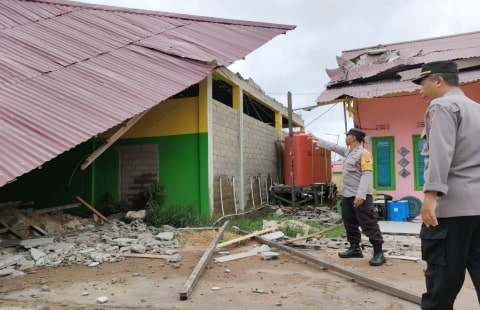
[81,109,150,170]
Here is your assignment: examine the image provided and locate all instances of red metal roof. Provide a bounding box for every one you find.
[317,31,480,104]
[0,0,295,187]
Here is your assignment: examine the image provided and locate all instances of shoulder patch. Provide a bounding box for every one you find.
[361,151,373,171]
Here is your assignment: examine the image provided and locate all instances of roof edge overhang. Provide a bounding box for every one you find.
[33,0,296,30]
[317,64,480,106]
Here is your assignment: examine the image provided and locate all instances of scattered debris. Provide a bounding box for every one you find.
[179,220,229,301]
[214,244,271,263]
[216,227,276,248]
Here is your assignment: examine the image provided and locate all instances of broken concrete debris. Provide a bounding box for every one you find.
[0,215,184,277]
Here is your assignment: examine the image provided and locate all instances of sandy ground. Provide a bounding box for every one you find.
[0,232,477,310]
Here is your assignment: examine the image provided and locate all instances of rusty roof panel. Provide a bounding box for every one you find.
[317,70,480,104]
[326,31,480,84]
[318,31,480,104]
[0,0,295,186]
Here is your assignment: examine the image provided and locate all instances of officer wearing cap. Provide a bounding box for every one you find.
[414,60,480,309]
[317,128,385,266]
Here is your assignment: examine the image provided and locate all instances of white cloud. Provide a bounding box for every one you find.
[81,0,480,144]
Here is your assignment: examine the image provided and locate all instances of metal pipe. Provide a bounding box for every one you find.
[257,176,263,205]
[232,176,237,214]
[250,176,255,209]
[219,176,225,216]
[265,176,269,204]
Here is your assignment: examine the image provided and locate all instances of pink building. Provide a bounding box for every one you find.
[317,31,480,202]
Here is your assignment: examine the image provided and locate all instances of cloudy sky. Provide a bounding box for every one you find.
[82,0,480,145]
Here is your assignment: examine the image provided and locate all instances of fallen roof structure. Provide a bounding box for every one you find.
[0,0,295,187]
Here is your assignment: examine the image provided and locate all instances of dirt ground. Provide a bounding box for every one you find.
[0,230,477,310]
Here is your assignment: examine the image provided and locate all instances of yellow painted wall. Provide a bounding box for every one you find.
[122,97,206,138]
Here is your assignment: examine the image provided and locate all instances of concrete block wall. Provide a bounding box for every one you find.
[212,100,281,215]
[117,144,159,209]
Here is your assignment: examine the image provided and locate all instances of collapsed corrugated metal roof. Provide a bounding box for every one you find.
[317,31,480,104]
[0,0,296,187]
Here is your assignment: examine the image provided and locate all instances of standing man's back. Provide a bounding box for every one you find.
[413,60,480,309]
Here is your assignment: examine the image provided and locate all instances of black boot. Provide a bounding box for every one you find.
[369,250,386,266]
[338,243,363,258]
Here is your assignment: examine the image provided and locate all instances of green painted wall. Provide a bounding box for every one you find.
[92,133,207,215]
[0,142,92,212]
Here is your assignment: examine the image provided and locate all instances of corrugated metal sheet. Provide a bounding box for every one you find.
[317,31,480,104]
[317,70,480,104]
[0,0,295,187]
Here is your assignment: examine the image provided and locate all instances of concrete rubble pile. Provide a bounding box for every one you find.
[0,213,182,278]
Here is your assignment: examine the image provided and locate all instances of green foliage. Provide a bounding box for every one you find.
[228,216,264,232]
[321,224,346,238]
[144,183,210,227]
[100,193,128,215]
[280,222,309,238]
[144,183,166,209]
[227,208,347,239]
[145,203,210,227]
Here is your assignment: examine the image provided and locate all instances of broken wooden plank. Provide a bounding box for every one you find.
[180,220,229,301]
[75,196,112,224]
[31,203,81,214]
[255,234,421,305]
[216,227,276,248]
[286,224,342,243]
[384,255,421,261]
[119,253,171,259]
[0,220,25,239]
[0,201,34,208]
[214,244,270,263]
[30,225,48,236]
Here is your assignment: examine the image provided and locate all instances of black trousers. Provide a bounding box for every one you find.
[341,195,383,248]
[421,216,480,310]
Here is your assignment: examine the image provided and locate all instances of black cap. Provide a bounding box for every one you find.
[346,128,366,142]
[412,60,458,85]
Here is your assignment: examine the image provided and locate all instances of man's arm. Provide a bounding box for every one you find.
[423,102,457,196]
[316,138,348,157]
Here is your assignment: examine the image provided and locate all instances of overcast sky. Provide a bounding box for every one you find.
[82,0,480,145]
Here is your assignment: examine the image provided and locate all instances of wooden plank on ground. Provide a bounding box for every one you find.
[75,196,112,224]
[0,220,25,239]
[384,255,421,261]
[30,225,48,236]
[216,227,276,248]
[286,224,342,243]
[119,253,171,259]
[0,201,34,208]
[214,244,270,263]
[254,234,421,305]
[180,220,229,301]
[32,203,81,214]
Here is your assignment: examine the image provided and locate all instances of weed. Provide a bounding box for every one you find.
[100,193,128,215]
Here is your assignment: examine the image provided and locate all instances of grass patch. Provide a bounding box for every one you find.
[225,207,347,239]
[321,224,346,238]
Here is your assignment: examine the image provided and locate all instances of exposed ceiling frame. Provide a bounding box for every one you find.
[80,108,151,170]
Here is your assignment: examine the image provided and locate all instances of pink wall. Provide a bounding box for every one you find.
[356,82,480,201]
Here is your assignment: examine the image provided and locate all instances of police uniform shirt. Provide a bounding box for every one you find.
[422,88,480,217]
[317,139,373,199]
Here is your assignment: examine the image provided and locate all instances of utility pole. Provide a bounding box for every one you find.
[326,133,340,161]
[287,91,295,208]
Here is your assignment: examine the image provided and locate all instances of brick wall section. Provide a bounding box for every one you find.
[118,144,158,209]
[212,100,282,216]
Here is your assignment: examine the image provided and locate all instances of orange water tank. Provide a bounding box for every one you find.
[284,132,332,186]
